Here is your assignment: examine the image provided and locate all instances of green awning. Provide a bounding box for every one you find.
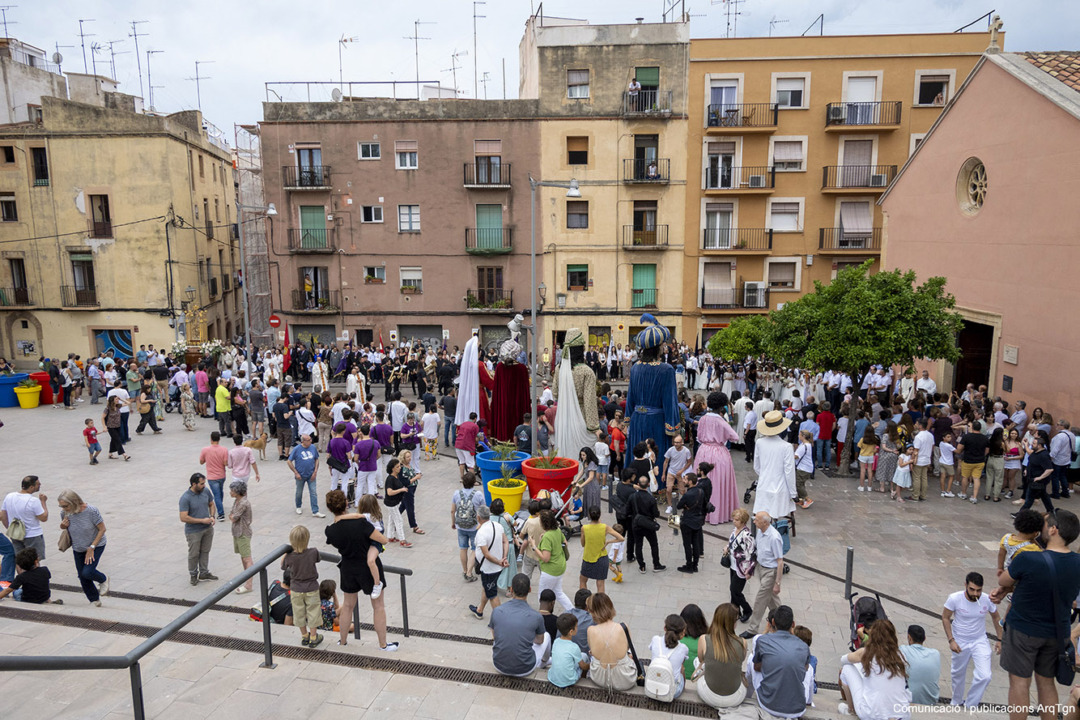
[635,67,660,86]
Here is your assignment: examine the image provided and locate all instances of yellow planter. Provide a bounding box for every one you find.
[487,479,527,515]
[14,385,41,409]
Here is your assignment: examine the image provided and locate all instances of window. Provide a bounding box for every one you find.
[772,140,804,171]
[0,194,15,222]
[769,201,801,232]
[474,140,503,184]
[776,77,805,108]
[397,204,420,232]
[400,266,422,293]
[566,200,588,229]
[567,264,589,290]
[198,155,204,178]
[917,75,949,106]
[361,205,383,223]
[1,146,13,163]
[767,261,797,289]
[567,136,588,165]
[89,195,112,237]
[300,266,330,306]
[704,202,733,249]
[358,142,381,160]
[212,163,217,182]
[631,264,657,309]
[839,201,874,244]
[567,69,590,99]
[10,258,26,289]
[31,147,48,186]
[364,266,385,281]
[395,140,418,169]
[203,199,213,239]
[28,105,42,123]
[635,67,659,90]
[705,141,735,189]
[214,198,220,222]
[71,253,96,293]
[476,267,504,304]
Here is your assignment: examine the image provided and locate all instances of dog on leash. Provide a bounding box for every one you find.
[244,432,269,460]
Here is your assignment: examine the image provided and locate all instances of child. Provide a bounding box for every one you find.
[83,418,102,466]
[594,430,611,488]
[538,588,559,642]
[856,428,878,491]
[0,548,62,604]
[608,523,626,583]
[892,445,915,502]
[280,526,322,648]
[792,625,817,706]
[648,614,689,700]
[794,430,815,509]
[229,481,254,594]
[939,431,958,497]
[319,578,339,632]
[421,406,441,461]
[548,613,590,688]
[357,494,386,599]
[998,509,1043,609]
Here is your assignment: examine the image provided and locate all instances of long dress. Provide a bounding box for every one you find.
[491,362,530,443]
[495,512,517,591]
[696,412,739,525]
[720,372,735,398]
[752,435,797,520]
[554,355,597,457]
[734,370,747,396]
[181,388,197,430]
[875,435,899,486]
[625,360,681,463]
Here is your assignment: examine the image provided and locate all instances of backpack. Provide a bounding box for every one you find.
[644,644,678,702]
[6,517,26,541]
[455,489,478,529]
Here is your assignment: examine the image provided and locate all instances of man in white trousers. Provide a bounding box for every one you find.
[941,571,1001,708]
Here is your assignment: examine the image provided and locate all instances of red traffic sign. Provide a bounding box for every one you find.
[268,315,282,328]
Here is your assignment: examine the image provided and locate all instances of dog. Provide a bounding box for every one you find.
[244,432,269,461]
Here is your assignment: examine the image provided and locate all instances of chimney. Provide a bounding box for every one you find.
[635,17,644,24]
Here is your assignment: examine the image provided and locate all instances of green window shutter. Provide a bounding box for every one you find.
[567,264,587,273]
[475,204,503,249]
[635,67,660,86]
[632,264,656,289]
[299,206,327,249]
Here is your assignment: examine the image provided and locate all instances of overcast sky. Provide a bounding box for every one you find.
[11,0,1076,138]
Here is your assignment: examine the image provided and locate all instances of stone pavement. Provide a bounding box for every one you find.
[0,387,1050,719]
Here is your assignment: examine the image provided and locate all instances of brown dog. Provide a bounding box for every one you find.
[244,432,269,461]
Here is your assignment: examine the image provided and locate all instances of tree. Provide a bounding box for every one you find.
[766,261,963,475]
[707,315,770,361]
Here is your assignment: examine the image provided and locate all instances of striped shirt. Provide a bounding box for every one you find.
[62,505,106,551]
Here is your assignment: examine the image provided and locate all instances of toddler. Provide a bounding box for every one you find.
[83,418,102,465]
[319,578,339,632]
[608,523,626,583]
[594,431,611,487]
[357,494,386,599]
[892,445,915,502]
[939,432,958,497]
[280,526,322,647]
[0,548,62,604]
[792,625,817,705]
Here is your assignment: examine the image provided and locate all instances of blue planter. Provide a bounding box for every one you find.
[475,450,529,506]
[0,373,28,408]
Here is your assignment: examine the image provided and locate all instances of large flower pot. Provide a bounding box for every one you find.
[521,457,579,500]
[0,373,28,407]
[475,450,529,505]
[29,371,52,404]
[14,385,41,409]
[487,479,527,515]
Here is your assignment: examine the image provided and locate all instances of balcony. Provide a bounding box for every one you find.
[630,287,658,309]
[209,277,219,298]
[622,89,673,117]
[61,285,98,307]
[702,227,773,252]
[705,166,775,193]
[706,103,778,133]
[465,288,514,312]
[290,289,341,313]
[622,225,669,250]
[824,101,902,131]
[701,283,770,311]
[0,287,32,306]
[622,158,670,184]
[287,228,337,253]
[465,227,513,255]
[821,165,898,192]
[463,163,512,189]
[818,227,883,253]
[89,220,113,239]
[282,165,332,190]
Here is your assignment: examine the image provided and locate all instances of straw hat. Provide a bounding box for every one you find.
[757,410,791,436]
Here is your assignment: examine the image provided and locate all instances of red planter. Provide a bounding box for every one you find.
[521,457,580,500]
[30,371,53,404]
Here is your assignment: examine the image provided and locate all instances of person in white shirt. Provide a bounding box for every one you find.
[941,572,1001,708]
[0,475,49,558]
[916,370,937,398]
[938,432,958,497]
[911,419,936,501]
[540,385,554,407]
[469,505,507,620]
[743,402,758,463]
[421,408,441,461]
[661,436,693,513]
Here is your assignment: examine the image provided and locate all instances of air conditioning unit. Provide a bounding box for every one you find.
[828,105,847,123]
[748,175,766,188]
[869,173,888,187]
[744,281,766,308]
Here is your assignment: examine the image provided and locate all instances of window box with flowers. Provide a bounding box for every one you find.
[400,285,420,295]
[364,275,385,284]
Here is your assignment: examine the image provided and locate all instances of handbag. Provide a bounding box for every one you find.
[327,455,350,473]
[58,529,72,552]
[621,622,646,686]
[1041,552,1077,686]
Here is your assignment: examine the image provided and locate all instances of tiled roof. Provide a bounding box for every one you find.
[1022,52,1080,93]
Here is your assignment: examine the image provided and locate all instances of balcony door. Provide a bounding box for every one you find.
[299,266,329,308]
[840,140,873,187]
[839,201,873,248]
[706,142,735,189]
[9,257,27,304]
[709,83,738,125]
[475,140,502,184]
[634,135,658,180]
[297,147,322,186]
[632,201,657,246]
[477,267,503,305]
[631,263,656,308]
[845,77,877,124]
[299,206,328,249]
[475,204,504,250]
[704,203,733,249]
[702,261,733,308]
[71,254,96,305]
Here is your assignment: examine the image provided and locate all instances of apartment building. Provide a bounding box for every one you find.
[684,30,995,344]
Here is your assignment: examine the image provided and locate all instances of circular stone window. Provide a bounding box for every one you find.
[956,157,987,215]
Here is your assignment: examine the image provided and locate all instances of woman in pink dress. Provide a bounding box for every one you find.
[696,392,739,525]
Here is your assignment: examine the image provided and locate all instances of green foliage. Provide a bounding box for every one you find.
[707,315,771,361]
[16,379,38,388]
[490,441,519,462]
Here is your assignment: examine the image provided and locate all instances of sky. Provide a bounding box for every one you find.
[10,0,1077,138]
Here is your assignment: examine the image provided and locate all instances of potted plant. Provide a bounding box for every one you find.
[521,447,579,500]
[14,378,41,409]
[476,440,529,505]
[364,275,383,284]
[401,285,418,295]
[487,464,527,515]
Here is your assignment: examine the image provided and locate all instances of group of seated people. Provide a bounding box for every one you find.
[489,572,943,719]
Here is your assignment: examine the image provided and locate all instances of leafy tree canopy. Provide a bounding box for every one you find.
[707,315,770,361]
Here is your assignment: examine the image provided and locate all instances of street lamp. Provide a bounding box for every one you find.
[184,285,196,304]
[236,202,277,366]
[528,175,579,454]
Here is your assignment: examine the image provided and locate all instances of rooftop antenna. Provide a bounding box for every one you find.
[77,18,95,73]
[0,6,17,40]
[443,49,467,96]
[662,0,687,22]
[769,16,788,36]
[106,39,128,81]
[473,1,485,98]
[146,48,162,111]
[405,19,434,100]
[128,20,148,101]
[338,35,358,96]
[187,59,214,111]
[711,0,745,38]
[89,41,102,77]
[480,70,491,100]
[800,13,824,36]
[53,42,74,75]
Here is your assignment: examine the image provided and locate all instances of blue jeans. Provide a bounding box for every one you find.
[295,474,318,512]
[73,546,107,602]
[0,534,14,583]
[120,412,131,443]
[444,422,457,447]
[815,440,831,469]
[1052,464,1070,497]
[208,478,226,518]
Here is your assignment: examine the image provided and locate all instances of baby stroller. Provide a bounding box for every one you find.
[552,484,585,540]
[163,384,180,413]
[847,592,888,651]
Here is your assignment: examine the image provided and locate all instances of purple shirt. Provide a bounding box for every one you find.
[342,421,357,446]
[352,438,380,472]
[328,436,352,466]
[371,424,393,450]
[401,421,421,448]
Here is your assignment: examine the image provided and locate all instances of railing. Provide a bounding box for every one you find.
[825,101,902,127]
[291,288,341,311]
[630,287,658,309]
[0,545,413,720]
[287,228,336,252]
[822,165,898,189]
[622,158,670,183]
[702,227,772,251]
[706,102,778,128]
[466,288,514,310]
[60,285,98,307]
[622,89,673,116]
[0,287,32,306]
[209,277,219,298]
[621,225,669,249]
[819,227,883,251]
[90,220,113,238]
[700,283,771,310]
[742,283,770,309]
[283,165,332,189]
[465,227,513,254]
[705,165,775,190]
[463,162,512,188]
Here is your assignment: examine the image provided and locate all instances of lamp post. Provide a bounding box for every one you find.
[235,202,277,370]
[528,176,579,454]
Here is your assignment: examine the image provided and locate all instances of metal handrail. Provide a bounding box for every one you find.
[0,544,412,719]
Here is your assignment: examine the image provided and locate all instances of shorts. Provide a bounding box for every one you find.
[858,455,874,464]
[1000,624,1059,679]
[457,527,478,550]
[197,391,209,404]
[598,463,610,477]
[480,571,500,599]
[290,590,322,631]
[942,463,955,476]
[960,461,986,480]
[455,449,476,468]
[87,442,102,454]
[233,535,251,556]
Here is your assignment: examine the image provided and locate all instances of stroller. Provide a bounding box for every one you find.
[163,384,180,413]
[551,483,585,540]
[847,592,888,651]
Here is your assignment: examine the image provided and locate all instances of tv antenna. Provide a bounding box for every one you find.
[89,41,103,77]
[146,49,163,111]
[480,70,491,100]
[128,20,149,101]
[77,18,96,73]
[473,1,485,98]
[405,19,434,100]
[53,42,74,75]
[105,39,128,81]
[443,50,467,96]
[0,6,17,40]
[800,13,824,36]
[187,59,214,111]
[338,35,358,95]
[769,16,788,36]
[710,0,746,38]
[663,0,688,22]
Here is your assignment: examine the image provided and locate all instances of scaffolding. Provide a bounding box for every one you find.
[234,123,275,348]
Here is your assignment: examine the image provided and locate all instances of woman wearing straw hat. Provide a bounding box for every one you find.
[751,410,797,521]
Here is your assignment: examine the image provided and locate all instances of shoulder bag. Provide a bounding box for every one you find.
[621,622,646,686]
[58,528,72,552]
[1040,552,1076,686]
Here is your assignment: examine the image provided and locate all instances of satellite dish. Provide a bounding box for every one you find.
[52,52,63,65]
[331,88,343,102]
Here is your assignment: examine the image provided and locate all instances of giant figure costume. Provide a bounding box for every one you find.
[625,314,681,461]
[553,328,599,456]
[490,338,529,443]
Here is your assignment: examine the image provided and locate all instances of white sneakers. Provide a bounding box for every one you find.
[837,702,852,716]
[857,486,865,492]
[312,512,326,518]
[942,491,956,498]
[371,582,383,599]
[295,508,302,515]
